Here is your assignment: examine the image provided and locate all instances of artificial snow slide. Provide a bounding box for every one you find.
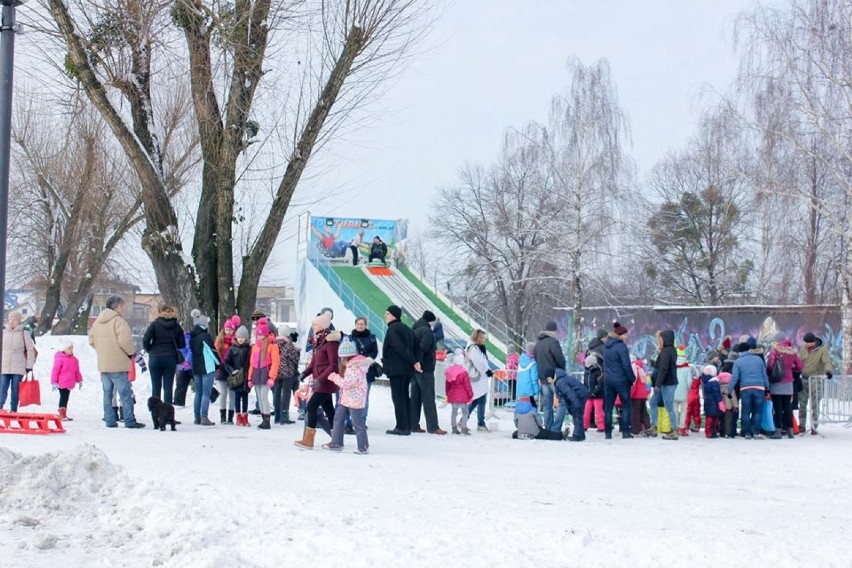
[0,335,850,567]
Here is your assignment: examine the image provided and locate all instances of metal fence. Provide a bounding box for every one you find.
[311,257,386,342]
[807,375,852,428]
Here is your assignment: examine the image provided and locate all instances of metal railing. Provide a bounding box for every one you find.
[807,375,852,428]
[310,257,386,342]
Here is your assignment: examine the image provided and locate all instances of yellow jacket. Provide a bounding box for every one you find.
[88,309,135,373]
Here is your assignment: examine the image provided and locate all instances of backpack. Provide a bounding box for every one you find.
[464,345,481,382]
[770,352,785,383]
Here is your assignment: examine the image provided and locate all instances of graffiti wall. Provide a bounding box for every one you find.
[557,305,841,368]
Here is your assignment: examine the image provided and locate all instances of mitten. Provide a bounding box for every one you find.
[826,371,833,380]
[77,383,83,390]
[310,379,320,389]
[52,384,58,392]
[485,369,493,378]
[248,381,254,389]
[718,401,726,413]
[266,379,274,388]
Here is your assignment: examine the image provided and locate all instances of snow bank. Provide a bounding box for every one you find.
[0,444,263,568]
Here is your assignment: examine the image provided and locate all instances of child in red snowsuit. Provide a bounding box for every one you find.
[686,374,702,431]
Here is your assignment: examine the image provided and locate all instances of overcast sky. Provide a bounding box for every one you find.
[25,1,770,290]
[254,0,773,286]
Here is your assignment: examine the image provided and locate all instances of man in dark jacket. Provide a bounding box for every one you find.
[368,237,388,264]
[533,321,566,430]
[548,368,591,441]
[383,305,421,435]
[648,329,679,440]
[410,311,446,435]
[602,322,636,439]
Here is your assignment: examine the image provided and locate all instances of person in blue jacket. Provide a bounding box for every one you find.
[603,322,636,439]
[547,368,591,441]
[728,337,771,439]
[515,342,540,405]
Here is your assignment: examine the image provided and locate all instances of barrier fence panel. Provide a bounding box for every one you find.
[808,375,852,429]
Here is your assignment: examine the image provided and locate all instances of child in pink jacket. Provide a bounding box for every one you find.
[50,339,83,421]
[325,338,370,454]
[445,348,474,435]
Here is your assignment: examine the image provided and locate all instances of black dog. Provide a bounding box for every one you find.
[147,396,178,431]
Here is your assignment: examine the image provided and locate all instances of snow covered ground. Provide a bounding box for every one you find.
[1,336,851,568]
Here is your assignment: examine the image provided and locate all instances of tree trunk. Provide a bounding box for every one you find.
[35,141,96,334]
[52,274,97,335]
[70,293,94,336]
[572,257,583,363]
[237,25,366,320]
[842,227,852,375]
[804,157,820,305]
[175,0,271,327]
[48,0,199,315]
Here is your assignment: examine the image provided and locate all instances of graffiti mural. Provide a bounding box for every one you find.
[558,305,841,369]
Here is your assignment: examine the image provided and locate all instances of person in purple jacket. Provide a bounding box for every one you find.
[173,331,194,407]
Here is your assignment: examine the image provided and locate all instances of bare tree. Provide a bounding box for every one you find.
[733,0,852,369]
[46,0,199,320]
[42,0,434,328]
[9,99,144,333]
[430,125,563,349]
[641,108,753,305]
[541,57,632,356]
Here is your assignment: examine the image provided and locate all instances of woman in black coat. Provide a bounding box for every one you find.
[142,305,185,405]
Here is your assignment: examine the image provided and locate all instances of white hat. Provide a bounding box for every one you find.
[58,338,74,352]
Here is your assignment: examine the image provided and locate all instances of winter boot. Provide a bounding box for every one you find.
[199,416,215,426]
[786,427,795,439]
[227,410,234,424]
[258,414,271,430]
[242,413,251,426]
[294,427,317,449]
[662,431,679,440]
[58,408,73,421]
[220,409,227,424]
[768,429,783,439]
[282,411,295,425]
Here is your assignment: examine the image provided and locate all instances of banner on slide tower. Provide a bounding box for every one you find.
[308,216,408,265]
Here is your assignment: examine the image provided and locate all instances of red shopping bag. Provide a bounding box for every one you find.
[19,374,41,407]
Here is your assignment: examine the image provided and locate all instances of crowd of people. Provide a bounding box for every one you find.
[0,299,837,449]
[511,321,835,442]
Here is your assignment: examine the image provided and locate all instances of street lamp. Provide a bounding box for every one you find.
[0,0,26,355]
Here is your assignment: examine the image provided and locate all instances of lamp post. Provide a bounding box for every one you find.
[0,0,24,355]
